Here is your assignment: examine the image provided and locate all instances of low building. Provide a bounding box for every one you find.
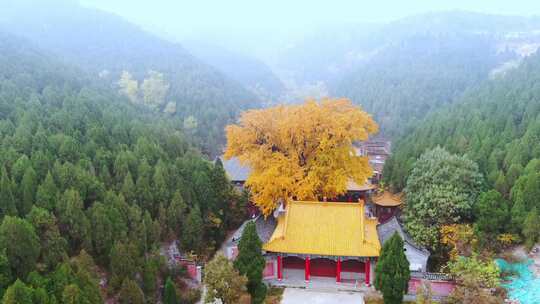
[224,202,430,285]
[377,216,430,272]
[263,200,380,285]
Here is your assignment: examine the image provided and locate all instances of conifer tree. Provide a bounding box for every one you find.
[163,277,179,304]
[181,206,203,252]
[99,164,112,187]
[26,207,68,271]
[2,279,34,304]
[135,162,153,211]
[119,279,145,304]
[36,171,58,211]
[121,172,135,204]
[57,190,91,254]
[0,216,40,279]
[0,250,13,299]
[110,241,139,290]
[62,284,82,304]
[375,233,410,304]
[167,191,187,237]
[88,202,114,264]
[20,166,37,216]
[0,167,17,218]
[474,190,509,246]
[153,160,170,205]
[523,207,540,250]
[234,222,266,304]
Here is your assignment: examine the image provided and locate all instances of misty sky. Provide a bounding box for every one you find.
[82,0,540,35]
[78,0,540,58]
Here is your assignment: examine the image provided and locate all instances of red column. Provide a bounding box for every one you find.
[277,256,283,281]
[336,258,341,283]
[305,256,310,282]
[364,258,371,286]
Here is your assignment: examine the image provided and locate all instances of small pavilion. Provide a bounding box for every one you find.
[371,191,402,223]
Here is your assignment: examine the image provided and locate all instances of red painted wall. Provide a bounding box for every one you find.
[341,259,364,273]
[408,278,456,297]
[283,256,304,269]
[310,258,336,277]
[263,260,275,279]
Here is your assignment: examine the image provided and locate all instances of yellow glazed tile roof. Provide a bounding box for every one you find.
[347,180,377,192]
[263,201,381,257]
[372,191,402,207]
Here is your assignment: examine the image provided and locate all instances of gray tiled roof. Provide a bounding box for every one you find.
[226,216,277,247]
[221,157,251,182]
[377,216,430,255]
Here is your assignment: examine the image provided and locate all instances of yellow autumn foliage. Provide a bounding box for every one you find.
[224,98,378,215]
[440,224,477,260]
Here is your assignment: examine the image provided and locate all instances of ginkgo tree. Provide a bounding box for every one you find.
[224,98,378,215]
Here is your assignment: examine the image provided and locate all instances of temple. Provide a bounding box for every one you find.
[221,143,430,287]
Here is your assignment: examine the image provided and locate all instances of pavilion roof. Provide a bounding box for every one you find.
[347,180,377,192]
[263,201,381,257]
[372,191,402,207]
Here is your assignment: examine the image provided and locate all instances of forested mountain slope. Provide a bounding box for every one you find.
[272,12,540,137]
[0,32,245,302]
[184,41,285,103]
[0,0,260,156]
[333,33,508,136]
[331,12,540,137]
[384,49,540,197]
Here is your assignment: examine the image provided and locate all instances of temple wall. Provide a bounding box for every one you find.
[263,256,277,279]
[408,278,456,297]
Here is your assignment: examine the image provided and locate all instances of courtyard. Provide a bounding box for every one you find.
[281,288,365,304]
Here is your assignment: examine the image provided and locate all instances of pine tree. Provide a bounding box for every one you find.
[62,284,82,304]
[0,167,17,218]
[89,202,114,264]
[20,166,37,216]
[57,190,91,254]
[0,216,40,279]
[0,250,13,299]
[142,258,159,301]
[2,279,34,304]
[163,277,179,304]
[135,162,153,211]
[110,241,140,291]
[167,191,187,237]
[375,233,411,304]
[36,171,58,211]
[474,190,509,246]
[99,164,112,187]
[523,207,540,250]
[26,207,68,271]
[181,206,203,253]
[234,222,266,304]
[121,172,135,204]
[119,279,145,304]
[153,160,170,205]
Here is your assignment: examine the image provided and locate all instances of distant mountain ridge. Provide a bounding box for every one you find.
[275,11,540,138]
[0,0,260,156]
[183,41,285,103]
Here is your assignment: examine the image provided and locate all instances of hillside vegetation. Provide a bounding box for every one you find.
[385,49,540,238]
[0,0,261,156]
[0,32,246,302]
